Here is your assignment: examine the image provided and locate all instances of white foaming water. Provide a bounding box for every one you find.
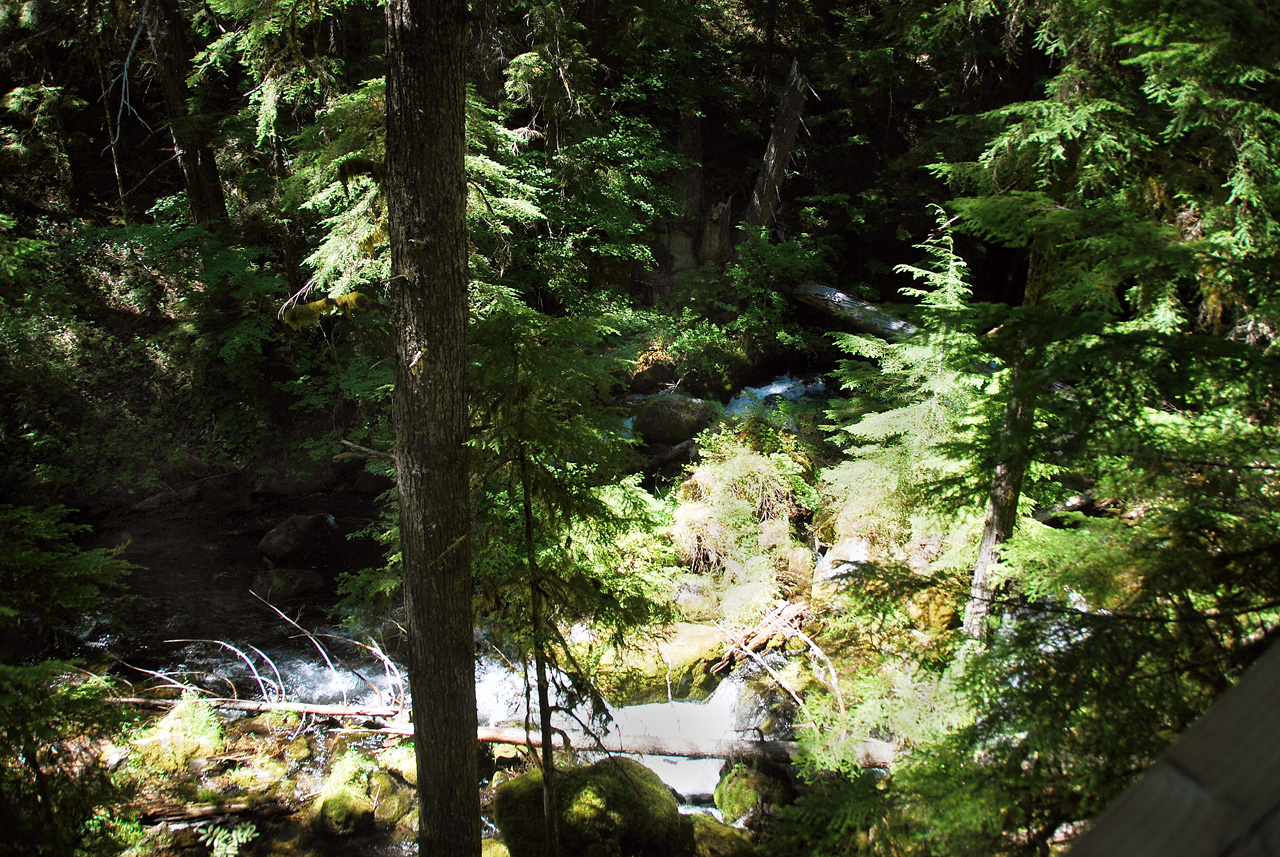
[468,658,778,802]
[602,675,754,800]
[725,374,827,416]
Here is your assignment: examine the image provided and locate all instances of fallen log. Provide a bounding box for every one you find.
[111,696,404,719]
[713,601,807,674]
[112,696,896,768]
[386,724,894,769]
[134,799,292,825]
[793,281,919,341]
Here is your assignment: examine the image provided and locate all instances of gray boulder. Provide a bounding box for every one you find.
[257,514,337,564]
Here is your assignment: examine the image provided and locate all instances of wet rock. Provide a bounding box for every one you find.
[252,463,342,498]
[635,396,719,446]
[647,438,702,479]
[811,537,871,609]
[130,484,200,511]
[674,574,719,622]
[631,351,680,395]
[258,514,337,564]
[592,622,725,704]
[252,568,327,602]
[493,757,696,857]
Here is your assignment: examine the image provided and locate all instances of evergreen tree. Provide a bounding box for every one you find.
[384,0,479,852]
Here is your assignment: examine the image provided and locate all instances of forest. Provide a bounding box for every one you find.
[1,0,1279,855]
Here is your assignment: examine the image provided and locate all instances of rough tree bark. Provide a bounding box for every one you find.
[744,60,809,232]
[142,0,228,224]
[385,0,479,853]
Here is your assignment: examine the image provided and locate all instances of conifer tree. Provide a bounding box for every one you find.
[384,0,479,853]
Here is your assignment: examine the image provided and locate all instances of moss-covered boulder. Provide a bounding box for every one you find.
[376,741,417,787]
[690,814,755,857]
[312,749,416,835]
[482,840,512,857]
[592,622,724,704]
[493,757,696,857]
[132,697,225,775]
[713,765,792,827]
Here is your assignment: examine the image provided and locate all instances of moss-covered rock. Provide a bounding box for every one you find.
[369,768,413,825]
[592,622,724,704]
[482,840,512,857]
[132,696,225,775]
[376,741,417,787]
[713,765,792,827]
[493,757,696,857]
[634,396,719,446]
[285,735,312,764]
[690,814,755,857]
[312,751,375,834]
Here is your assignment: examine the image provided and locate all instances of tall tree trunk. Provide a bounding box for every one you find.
[142,0,228,224]
[385,0,479,853]
[962,345,1037,639]
[743,59,809,233]
[962,268,1049,640]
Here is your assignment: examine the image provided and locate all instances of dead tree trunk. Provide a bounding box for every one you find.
[792,281,919,340]
[744,60,810,233]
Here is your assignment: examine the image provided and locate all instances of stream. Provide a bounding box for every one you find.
[78,371,828,846]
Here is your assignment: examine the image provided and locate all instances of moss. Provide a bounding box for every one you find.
[713,765,791,826]
[369,768,413,825]
[591,623,724,704]
[690,814,755,857]
[285,735,312,763]
[482,840,512,857]
[132,696,225,775]
[312,750,375,834]
[375,741,416,787]
[226,754,288,791]
[493,757,696,857]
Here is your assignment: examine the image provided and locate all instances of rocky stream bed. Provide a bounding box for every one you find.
[65,377,865,856]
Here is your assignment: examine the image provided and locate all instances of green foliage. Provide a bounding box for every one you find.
[0,505,129,635]
[823,208,983,553]
[197,822,258,857]
[470,301,670,643]
[0,664,132,857]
